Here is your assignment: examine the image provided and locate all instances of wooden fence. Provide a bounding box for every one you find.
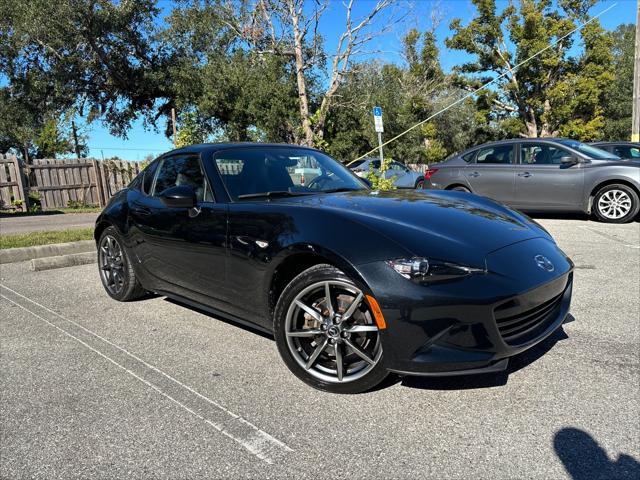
[0,155,143,211]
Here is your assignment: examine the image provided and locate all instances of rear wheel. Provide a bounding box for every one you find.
[593,184,639,223]
[414,178,425,189]
[98,226,146,301]
[274,264,388,393]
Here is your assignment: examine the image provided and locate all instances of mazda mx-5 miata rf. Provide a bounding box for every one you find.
[95,143,574,393]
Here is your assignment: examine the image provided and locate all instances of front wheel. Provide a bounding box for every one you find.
[98,226,146,301]
[274,264,388,393]
[593,184,639,223]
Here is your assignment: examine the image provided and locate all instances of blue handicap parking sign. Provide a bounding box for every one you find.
[373,106,382,117]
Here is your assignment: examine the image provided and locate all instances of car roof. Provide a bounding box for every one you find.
[163,142,321,156]
[456,137,584,156]
[590,141,640,147]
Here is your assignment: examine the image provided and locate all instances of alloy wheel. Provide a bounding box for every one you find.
[284,280,382,384]
[99,235,126,296]
[597,189,632,220]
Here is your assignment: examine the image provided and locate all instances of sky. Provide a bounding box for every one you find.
[84,0,636,161]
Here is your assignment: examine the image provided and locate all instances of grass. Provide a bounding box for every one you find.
[0,207,102,217]
[0,227,95,249]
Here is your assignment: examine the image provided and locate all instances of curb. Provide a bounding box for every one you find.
[0,240,95,264]
[30,251,97,272]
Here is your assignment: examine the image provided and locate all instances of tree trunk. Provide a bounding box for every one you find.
[524,108,538,138]
[71,120,82,158]
[289,2,314,146]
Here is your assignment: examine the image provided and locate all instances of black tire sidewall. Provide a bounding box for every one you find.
[415,178,424,189]
[98,226,143,301]
[593,184,639,224]
[273,264,388,394]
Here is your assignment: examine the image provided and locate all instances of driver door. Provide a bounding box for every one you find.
[130,153,228,307]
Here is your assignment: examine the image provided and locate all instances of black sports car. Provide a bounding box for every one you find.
[95,143,574,393]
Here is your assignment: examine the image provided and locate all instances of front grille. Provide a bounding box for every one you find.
[494,291,565,346]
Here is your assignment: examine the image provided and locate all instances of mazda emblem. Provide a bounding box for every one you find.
[534,255,554,272]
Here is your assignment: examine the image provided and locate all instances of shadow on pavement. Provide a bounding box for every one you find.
[399,316,572,391]
[554,427,640,479]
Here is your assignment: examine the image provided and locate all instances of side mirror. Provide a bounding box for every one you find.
[159,185,197,208]
[560,156,579,165]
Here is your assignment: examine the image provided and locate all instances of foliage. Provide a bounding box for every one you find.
[601,24,635,140]
[366,157,396,191]
[175,111,207,148]
[446,0,613,140]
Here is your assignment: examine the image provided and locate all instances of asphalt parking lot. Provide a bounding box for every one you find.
[1,217,638,479]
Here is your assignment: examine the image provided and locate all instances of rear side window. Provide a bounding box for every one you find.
[614,146,640,159]
[461,151,476,163]
[142,160,159,195]
[476,145,514,164]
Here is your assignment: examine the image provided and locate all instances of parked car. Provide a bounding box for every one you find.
[96,143,573,393]
[590,141,640,160]
[347,158,425,189]
[422,138,640,223]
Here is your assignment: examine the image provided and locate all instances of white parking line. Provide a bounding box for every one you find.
[0,284,293,465]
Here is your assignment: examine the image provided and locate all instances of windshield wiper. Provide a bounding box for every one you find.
[237,190,316,200]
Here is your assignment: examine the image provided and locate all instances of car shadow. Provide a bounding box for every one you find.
[554,427,640,479]
[399,315,573,391]
[163,297,274,341]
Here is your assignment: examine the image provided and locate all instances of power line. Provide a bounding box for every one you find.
[352,2,619,162]
[87,147,168,152]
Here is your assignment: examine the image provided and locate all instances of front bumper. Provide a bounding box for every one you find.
[356,238,574,376]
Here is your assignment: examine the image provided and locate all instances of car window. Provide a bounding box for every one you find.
[390,162,407,171]
[476,145,514,165]
[141,160,160,195]
[215,147,366,200]
[614,146,640,159]
[520,144,568,165]
[371,160,381,169]
[151,154,210,203]
[461,151,476,163]
[556,139,619,160]
[348,159,366,169]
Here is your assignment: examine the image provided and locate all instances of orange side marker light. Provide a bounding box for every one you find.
[365,294,387,330]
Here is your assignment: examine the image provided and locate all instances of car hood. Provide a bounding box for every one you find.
[276,189,552,267]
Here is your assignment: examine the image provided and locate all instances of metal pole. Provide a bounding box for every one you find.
[632,1,640,142]
[171,108,177,147]
[377,132,384,164]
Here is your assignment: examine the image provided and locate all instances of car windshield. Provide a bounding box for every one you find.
[555,139,620,160]
[215,147,368,200]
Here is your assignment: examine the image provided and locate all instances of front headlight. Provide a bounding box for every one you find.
[386,257,485,284]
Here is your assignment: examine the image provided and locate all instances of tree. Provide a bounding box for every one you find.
[601,24,635,140]
[222,0,398,146]
[446,0,612,139]
[0,0,172,146]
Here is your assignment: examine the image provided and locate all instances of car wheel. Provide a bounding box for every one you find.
[451,185,471,193]
[98,226,146,301]
[274,264,388,393]
[593,184,639,223]
[414,178,425,189]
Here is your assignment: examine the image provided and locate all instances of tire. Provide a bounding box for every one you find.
[451,185,471,193]
[273,264,388,394]
[97,226,146,301]
[414,178,425,189]
[592,184,639,224]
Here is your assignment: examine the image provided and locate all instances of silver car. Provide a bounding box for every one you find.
[348,158,425,189]
[423,138,640,223]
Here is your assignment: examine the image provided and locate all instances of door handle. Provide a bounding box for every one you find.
[468,172,480,178]
[517,172,532,178]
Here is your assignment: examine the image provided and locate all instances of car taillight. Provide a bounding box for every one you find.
[424,168,438,179]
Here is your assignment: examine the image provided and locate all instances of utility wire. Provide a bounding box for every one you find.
[352,2,618,163]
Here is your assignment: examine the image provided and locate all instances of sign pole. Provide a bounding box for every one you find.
[373,106,384,164]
